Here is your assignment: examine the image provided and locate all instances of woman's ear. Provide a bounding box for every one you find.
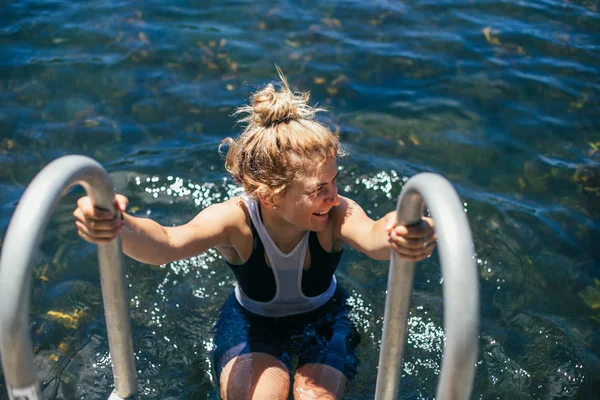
[256,187,277,209]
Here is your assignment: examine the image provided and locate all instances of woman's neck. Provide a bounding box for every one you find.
[259,204,306,253]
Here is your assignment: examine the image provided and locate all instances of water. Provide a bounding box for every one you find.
[1,0,598,398]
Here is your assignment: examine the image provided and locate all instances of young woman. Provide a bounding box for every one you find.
[73,69,436,400]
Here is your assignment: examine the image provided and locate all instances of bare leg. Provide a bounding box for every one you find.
[220,352,290,400]
[292,363,347,400]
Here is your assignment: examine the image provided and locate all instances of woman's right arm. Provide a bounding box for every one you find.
[73,195,239,265]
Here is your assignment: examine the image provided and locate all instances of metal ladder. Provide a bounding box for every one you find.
[0,156,136,400]
[0,155,478,400]
[374,173,479,400]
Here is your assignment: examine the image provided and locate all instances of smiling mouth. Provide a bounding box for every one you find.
[313,210,329,216]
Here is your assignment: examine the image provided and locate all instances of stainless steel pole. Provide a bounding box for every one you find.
[0,155,137,400]
[374,173,479,400]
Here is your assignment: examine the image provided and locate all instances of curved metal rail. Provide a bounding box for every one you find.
[0,155,137,400]
[375,173,479,400]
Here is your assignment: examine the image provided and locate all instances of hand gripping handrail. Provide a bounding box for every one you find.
[374,173,479,400]
[0,155,137,400]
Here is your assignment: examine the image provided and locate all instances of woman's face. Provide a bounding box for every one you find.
[275,158,340,232]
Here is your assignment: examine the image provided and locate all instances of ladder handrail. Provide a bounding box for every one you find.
[375,173,479,400]
[0,155,137,400]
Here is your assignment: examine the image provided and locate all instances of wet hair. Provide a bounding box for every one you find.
[220,66,344,203]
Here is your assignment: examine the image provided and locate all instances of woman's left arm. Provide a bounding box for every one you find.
[333,196,436,261]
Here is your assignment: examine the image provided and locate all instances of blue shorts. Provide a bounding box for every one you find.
[212,286,360,382]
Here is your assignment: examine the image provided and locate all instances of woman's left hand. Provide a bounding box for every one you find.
[385,213,436,261]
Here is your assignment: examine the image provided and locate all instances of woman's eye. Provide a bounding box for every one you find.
[311,187,324,197]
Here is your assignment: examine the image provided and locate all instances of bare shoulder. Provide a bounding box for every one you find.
[182,196,252,262]
[210,196,253,263]
[330,196,368,231]
[223,196,252,233]
[331,196,363,220]
[189,196,248,231]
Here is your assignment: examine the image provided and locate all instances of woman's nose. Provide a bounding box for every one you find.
[325,186,340,206]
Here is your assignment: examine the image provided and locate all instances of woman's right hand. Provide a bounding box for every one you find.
[73,194,128,244]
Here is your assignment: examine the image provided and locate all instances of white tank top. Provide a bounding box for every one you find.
[234,196,337,317]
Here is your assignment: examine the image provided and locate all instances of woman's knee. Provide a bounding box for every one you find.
[220,352,290,400]
[293,363,347,400]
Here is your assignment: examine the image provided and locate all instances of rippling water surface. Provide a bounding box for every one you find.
[1,0,599,399]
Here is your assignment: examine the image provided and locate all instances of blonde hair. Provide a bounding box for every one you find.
[220,66,344,202]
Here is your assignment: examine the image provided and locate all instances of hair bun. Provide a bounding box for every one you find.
[233,66,321,129]
[251,83,298,127]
